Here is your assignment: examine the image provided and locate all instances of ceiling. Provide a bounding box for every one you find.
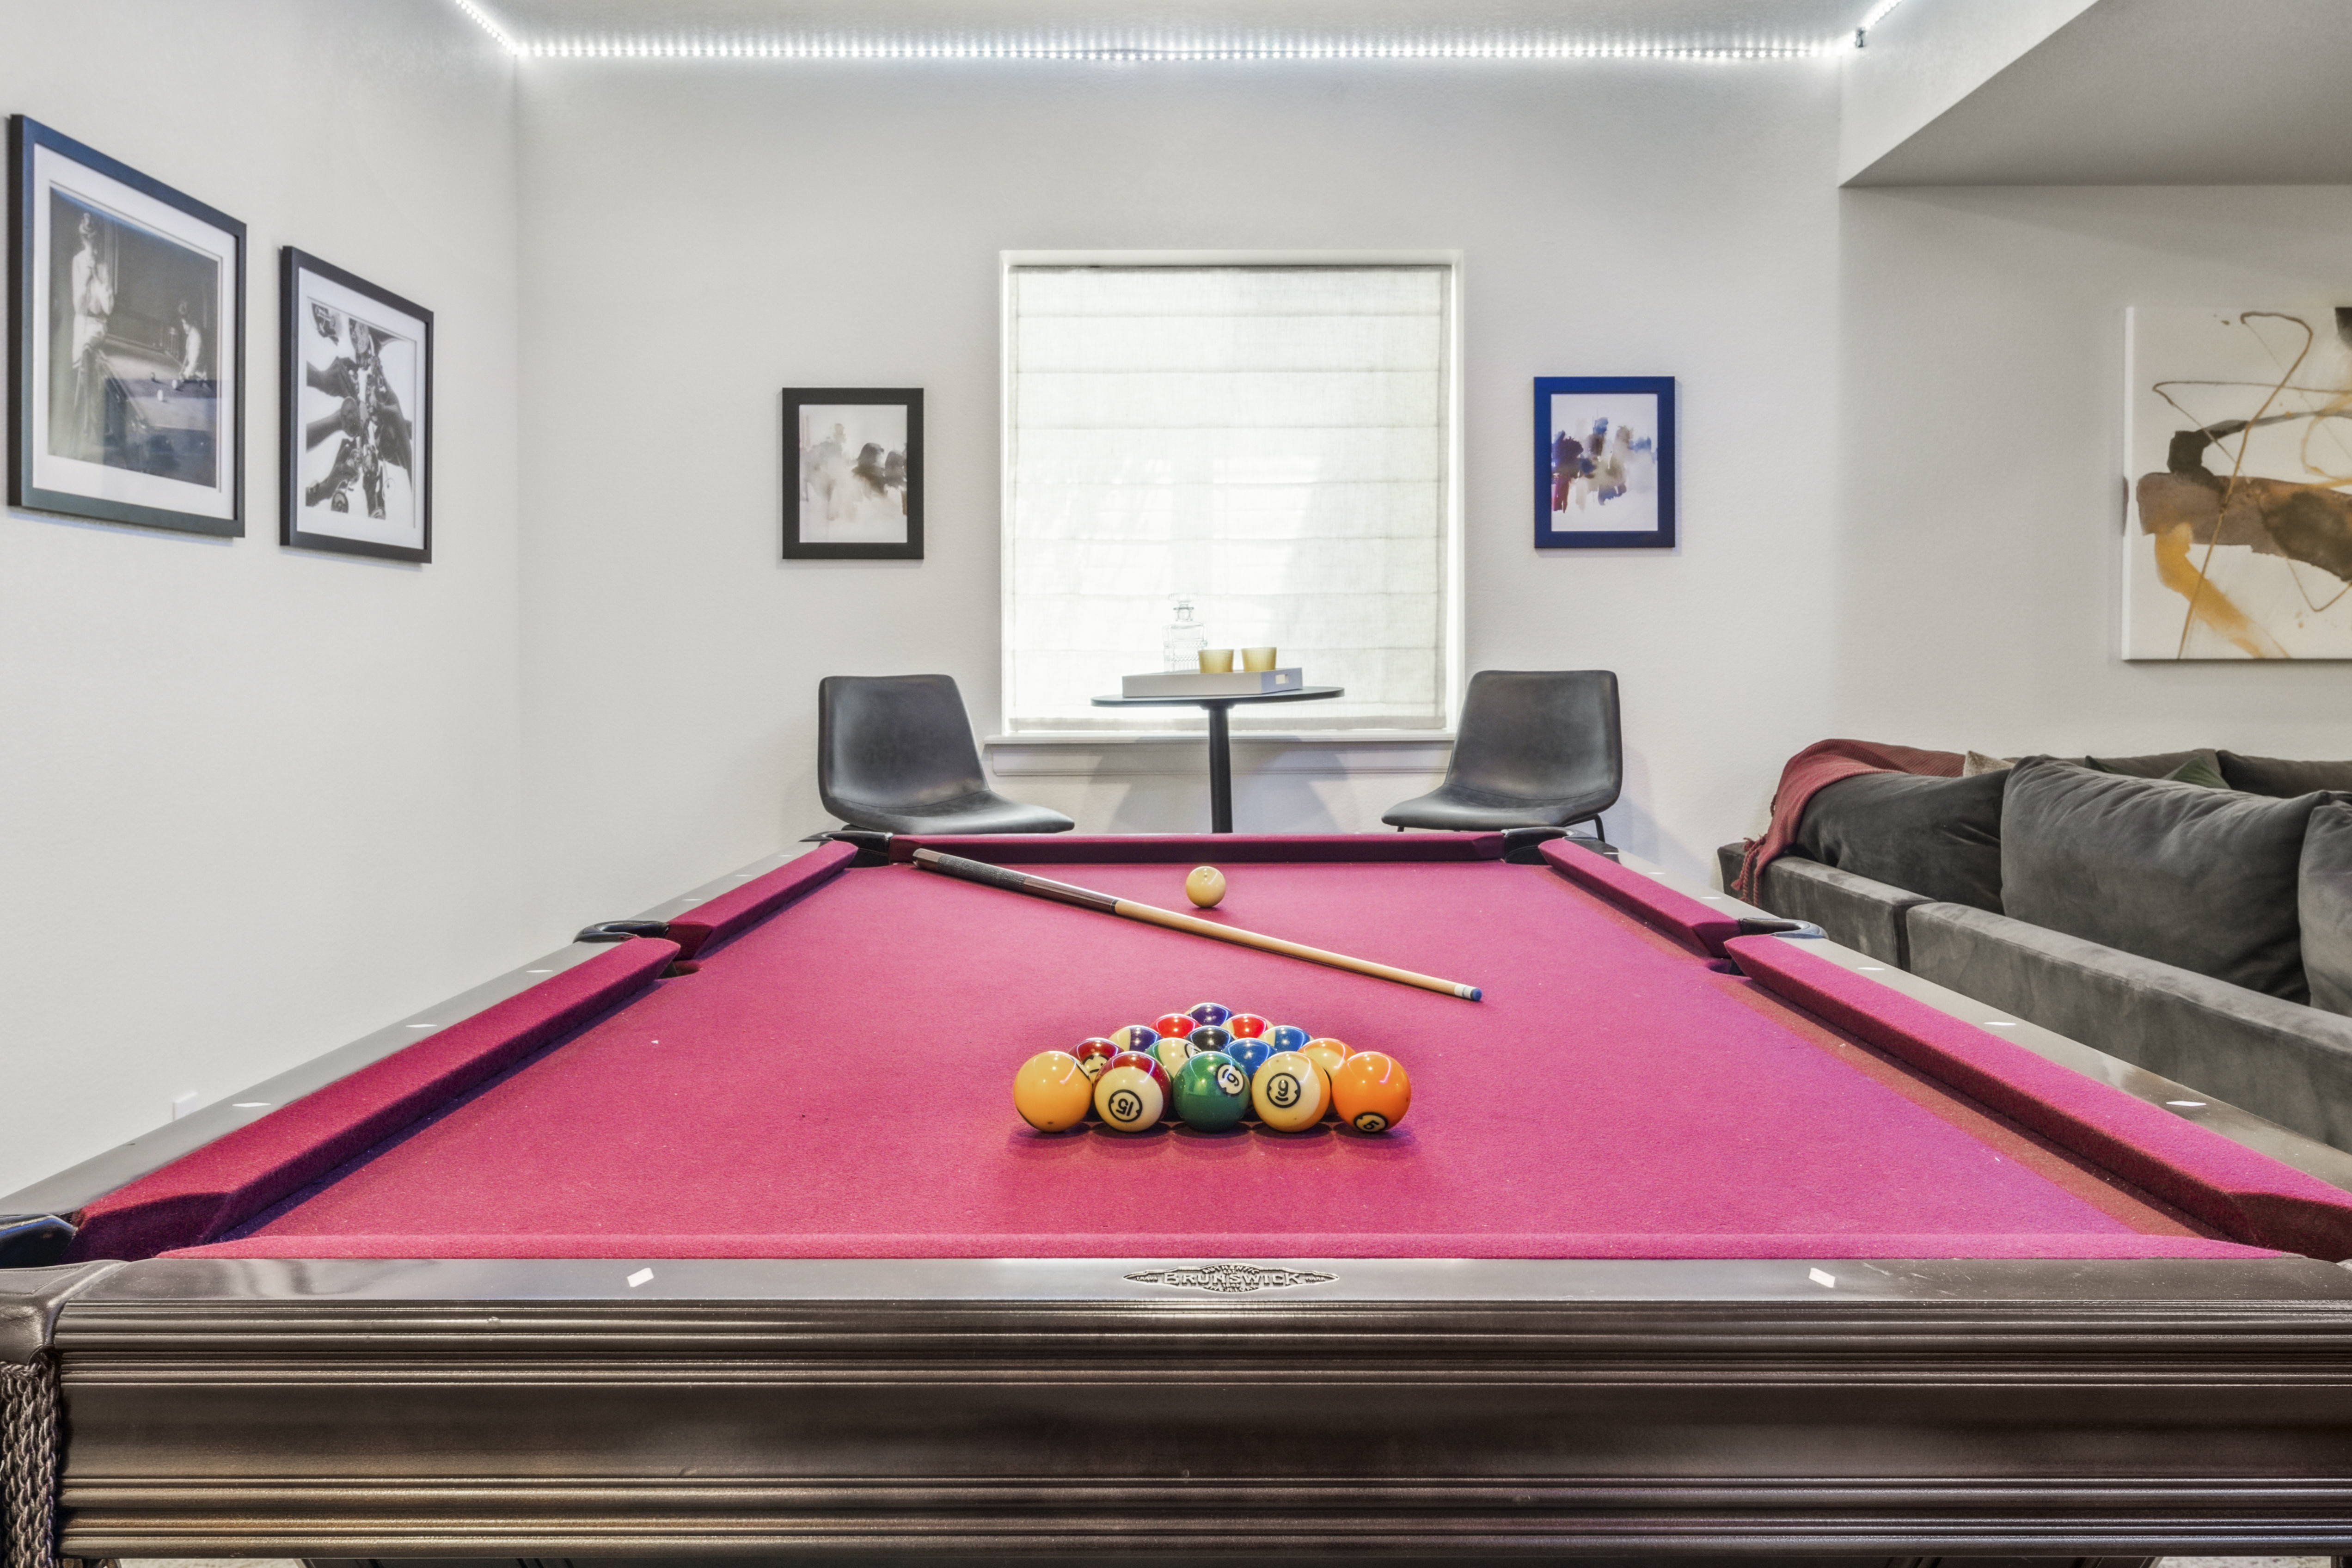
[1846,0,2352,185]
[472,0,1886,55]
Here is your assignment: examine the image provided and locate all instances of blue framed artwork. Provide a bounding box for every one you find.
[1534,376,1674,549]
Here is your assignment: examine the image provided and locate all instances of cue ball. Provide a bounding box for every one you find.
[1185,866,1226,907]
[1012,1050,1094,1133]
[1170,1051,1251,1133]
[1095,1051,1172,1132]
[1331,1051,1412,1134]
[1250,1051,1329,1133]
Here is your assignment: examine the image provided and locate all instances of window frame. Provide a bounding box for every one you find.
[996,249,1465,741]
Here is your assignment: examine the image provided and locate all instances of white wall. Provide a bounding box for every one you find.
[513,57,1849,925]
[0,1,521,1194]
[1833,184,2352,757]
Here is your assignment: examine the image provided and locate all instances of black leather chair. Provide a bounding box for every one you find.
[818,674,1076,835]
[1381,670,1622,839]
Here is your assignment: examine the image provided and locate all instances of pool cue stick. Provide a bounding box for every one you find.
[911,847,1482,1001]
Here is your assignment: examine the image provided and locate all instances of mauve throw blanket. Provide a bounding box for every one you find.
[1733,738,1964,901]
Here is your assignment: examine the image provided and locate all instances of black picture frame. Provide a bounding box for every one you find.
[783,387,922,560]
[9,115,245,536]
[1533,375,1676,550]
[281,247,433,563]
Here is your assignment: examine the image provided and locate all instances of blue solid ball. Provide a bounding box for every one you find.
[1186,1001,1233,1027]
[1263,1023,1311,1052]
[1225,1037,1274,1080]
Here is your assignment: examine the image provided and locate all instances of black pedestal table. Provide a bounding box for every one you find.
[1088,686,1346,833]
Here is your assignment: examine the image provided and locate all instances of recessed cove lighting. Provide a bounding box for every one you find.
[443,0,1874,62]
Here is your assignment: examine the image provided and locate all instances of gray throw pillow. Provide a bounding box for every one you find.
[1795,771,2005,913]
[2305,802,2352,1017]
[2002,757,2339,1002]
[2221,752,2352,797]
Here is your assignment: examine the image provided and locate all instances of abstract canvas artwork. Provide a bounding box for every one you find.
[2125,307,2352,659]
[782,387,922,560]
[1532,376,1675,549]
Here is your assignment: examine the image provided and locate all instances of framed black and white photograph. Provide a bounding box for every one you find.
[1534,375,1676,550]
[9,115,244,536]
[783,387,922,560]
[282,247,431,563]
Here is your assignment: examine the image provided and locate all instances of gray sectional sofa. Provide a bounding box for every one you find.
[1719,750,2352,1152]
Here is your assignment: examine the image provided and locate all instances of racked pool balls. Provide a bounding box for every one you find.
[1012,1050,1094,1133]
[1171,1051,1251,1132]
[1225,1012,1269,1039]
[1251,1051,1329,1132]
[1094,1050,1172,1132]
[1108,1023,1161,1053]
[1152,1011,1198,1041]
[1263,1023,1311,1052]
[1331,1051,1411,1133]
[1186,1001,1232,1027]
[1072,1038,1121,1081]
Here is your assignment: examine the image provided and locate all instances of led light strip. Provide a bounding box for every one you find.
[450,1,1911,62]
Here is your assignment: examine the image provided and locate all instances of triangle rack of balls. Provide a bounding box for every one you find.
[1011,1001,1411,1136]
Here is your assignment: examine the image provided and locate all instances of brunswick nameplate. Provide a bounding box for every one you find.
[1127,1264,1336,1294]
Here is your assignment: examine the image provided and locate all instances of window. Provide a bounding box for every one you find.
[1002,259,1458,734]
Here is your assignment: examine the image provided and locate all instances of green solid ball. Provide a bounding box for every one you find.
[1171,1051,1251,1133]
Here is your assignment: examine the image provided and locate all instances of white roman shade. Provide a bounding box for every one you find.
[1004,263,1453,732]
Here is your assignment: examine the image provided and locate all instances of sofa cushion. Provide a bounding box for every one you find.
[1794,771,2005,914]
[1758,857,1929,969]
[2001,757,2334,1002]
[2307,802,2352,1017]
[1906,900,2352,1153]
[2222,752,2352,797]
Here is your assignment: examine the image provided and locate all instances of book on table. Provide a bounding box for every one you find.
[1120,668,1306,698]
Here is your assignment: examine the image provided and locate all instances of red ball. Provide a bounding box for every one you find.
[1152,1012,1197,1041]
[1225,1013,1270,1038]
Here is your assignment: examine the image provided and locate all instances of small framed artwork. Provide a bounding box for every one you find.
[1534,376,1675,550]
[282,247,432,562]
[9,115,245,536]
[784,387,922,560]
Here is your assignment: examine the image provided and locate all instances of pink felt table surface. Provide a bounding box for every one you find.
[159,849,2332,1263]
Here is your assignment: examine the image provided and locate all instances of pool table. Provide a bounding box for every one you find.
[8,831,2352,1567]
